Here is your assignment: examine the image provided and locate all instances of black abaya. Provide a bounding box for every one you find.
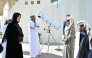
[4,12,24,58]
[5,23,23,58]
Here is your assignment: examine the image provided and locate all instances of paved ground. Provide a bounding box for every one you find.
[23,43,63,58]
[0,39,63,58]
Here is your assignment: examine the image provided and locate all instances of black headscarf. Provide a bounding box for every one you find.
[1,12,23,43]
[11,12,21,24]
[11,12,23,36]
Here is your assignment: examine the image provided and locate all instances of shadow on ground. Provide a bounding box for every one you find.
[23,51,62,58]
[23,51,30,55]
[23,42,63,46]
[38,53,62,58]
[55,48,63,51]
[23,48,63,55]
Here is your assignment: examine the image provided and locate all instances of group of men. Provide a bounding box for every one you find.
[62,14,92,58]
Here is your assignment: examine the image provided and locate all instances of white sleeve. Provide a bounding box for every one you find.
[28,22,35,31]
[35,22,40,31]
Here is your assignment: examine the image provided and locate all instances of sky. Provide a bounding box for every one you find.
[53,0,62,6]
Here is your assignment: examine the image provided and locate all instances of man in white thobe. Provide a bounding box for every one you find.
[28,15,40,58]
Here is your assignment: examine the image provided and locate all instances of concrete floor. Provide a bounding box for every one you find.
[0,39,63,58]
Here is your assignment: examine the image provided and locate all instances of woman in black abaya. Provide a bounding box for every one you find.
[3,12,24,58]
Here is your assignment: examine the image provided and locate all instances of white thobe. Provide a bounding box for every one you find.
[1,24,8,58]
[74,32,80,58]
[28,21,40,57]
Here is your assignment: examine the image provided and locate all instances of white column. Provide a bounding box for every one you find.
[3,2,10,25]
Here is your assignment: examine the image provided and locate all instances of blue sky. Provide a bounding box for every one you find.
[53,0,62,6]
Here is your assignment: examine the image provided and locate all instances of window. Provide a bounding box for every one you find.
[51,0,57,3]
[37,1,40,4]
[25,1,28,5]
[31,1,34,4]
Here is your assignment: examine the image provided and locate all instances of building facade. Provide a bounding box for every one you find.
[3,0,92,44]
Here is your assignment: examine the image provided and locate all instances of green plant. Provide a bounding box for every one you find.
[38,33,41,37]
[38,33,41,42]
[0,32,2,35]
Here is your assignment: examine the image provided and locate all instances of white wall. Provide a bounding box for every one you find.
[8,0,92,44]
[9,0,61,44]
[86,0,92,29]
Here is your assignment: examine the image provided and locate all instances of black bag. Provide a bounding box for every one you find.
[0,31,6,53]
[0,44,3,53]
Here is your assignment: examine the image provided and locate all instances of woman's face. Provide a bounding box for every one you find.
[66,20,70,25]
[17,15,21,22]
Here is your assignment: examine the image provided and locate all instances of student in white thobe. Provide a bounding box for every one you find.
[1,19,11,58]
[28,15,40,58]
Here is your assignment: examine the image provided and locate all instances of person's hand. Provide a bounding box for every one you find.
[19,42,23,44]
[30,27,35,29]
[31,28,35,29]
[64,39,67,45]
[37,26,40,27]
